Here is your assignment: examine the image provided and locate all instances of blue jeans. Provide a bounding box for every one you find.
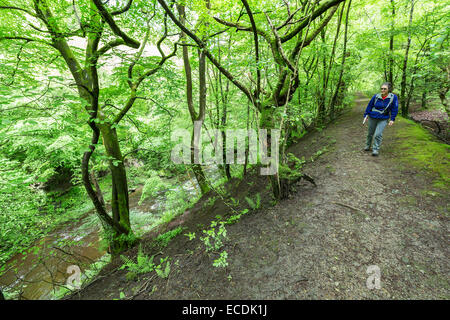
[366,117,388,151]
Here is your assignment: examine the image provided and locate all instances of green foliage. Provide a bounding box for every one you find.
[310,146,330,162]
[120,248,156,275]
[0,0,448,299]
[100,228,139,254]
[164,188,190,212]
[279,153,306,181]
[0,176,110,267]
[245,193,261,210]
[155,258,171,279]
[184,231,196,240]
[225,209,249,225]
[203,195,217,208]
[139,173,167,205]
[200,220,228,253]
[159,210,176,225]
[120,245,171,280]
[212,251,229,268]
[394,117,449,189]
[49,253,111,299]
[155,227,184,248]
[153,186,201,228]
[290,128,308,141]
[229,197,239,207]
[279,164,303,181]
[197,207,249,269]
[287,153,306,170]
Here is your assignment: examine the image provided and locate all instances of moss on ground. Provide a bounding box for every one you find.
[393,117,450,189]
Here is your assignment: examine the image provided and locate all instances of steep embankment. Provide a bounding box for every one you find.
[71,97,449,300]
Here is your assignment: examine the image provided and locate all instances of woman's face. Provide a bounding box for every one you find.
[381,85,389,94]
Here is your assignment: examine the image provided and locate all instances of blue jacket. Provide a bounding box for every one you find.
[364,93,399,121]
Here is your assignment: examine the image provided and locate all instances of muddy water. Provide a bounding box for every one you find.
[0,168,220,300]
[0,224,103,300]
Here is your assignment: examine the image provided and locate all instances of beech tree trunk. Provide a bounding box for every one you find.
[438,66,450,116]
[159,0,344,200]
[5,0,177,255]
[178,4,210,194]
[400,0,415,117]
[388,0,395,84]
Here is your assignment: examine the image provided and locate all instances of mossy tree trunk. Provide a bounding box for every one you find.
[23,0,176,255]
[99,124,131,235]
[256,3,341,199]
[437,66,450,116]
[178,4,210,195]
[159,0,344,200]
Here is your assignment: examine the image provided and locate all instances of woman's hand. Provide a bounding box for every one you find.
[388,120,394,126]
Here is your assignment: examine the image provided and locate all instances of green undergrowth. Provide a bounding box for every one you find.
[393,117,449,190]
[120,245,171,281]
[119,228,185,281]
[154,227,184,249]
[50,254,112,300]
[0,174,114,268]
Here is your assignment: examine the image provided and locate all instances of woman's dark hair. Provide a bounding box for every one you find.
[381,82,393,93]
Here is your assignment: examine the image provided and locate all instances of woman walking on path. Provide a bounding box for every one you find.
[363,82,399,156]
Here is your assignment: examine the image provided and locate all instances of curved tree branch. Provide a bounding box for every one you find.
[0,36,53,47]
[95,39,126,60]
[212,16,270,41]
[0,5,38,18]
[92,0,140,49]
[266,13,296,73]
[276,7,304,31]
[241,0,261,108]
[157,0,253,104]
[111,0,133,16]
[82,120,129,235]
[280,0,345,43]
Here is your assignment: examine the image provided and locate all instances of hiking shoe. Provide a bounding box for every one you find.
[372,150,379,156]
[364,146,371,151]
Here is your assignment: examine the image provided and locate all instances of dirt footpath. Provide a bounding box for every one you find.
[72,98,449,300]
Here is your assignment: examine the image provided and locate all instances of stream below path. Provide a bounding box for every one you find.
[0,168,221,299]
